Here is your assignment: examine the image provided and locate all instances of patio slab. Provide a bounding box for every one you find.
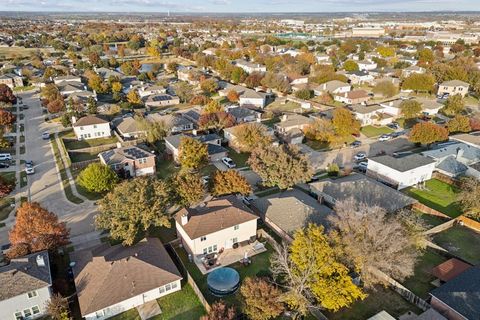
[136,300,162,320]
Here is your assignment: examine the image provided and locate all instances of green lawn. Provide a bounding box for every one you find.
[406,179,462,218]
[63,136,118,150]
[20,171,27,188]
[0,171,16,186]
[266,100,301,113]
[360,125,393,138]
[326,286,421,320]
[305,139,330,151]
[175,242,273,308]
[433,225,480,265]
[226,147,250,168]
[110,284,206,320]
[68,151,100,163]
[402,249,448,299]
[262,116,280,128]
[418,212,449,228]
[156,159,180,179]
[0,197,14,222]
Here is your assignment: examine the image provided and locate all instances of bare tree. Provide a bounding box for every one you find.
[329,198,426,288]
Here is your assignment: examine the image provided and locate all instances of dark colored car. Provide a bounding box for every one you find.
[0,162,9,168]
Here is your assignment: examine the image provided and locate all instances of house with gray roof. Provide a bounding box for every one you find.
[421,141,480,178]
[252,189,333,241]
[366,154,436,189]
[226,106,260,124]
[0,251,52,320]
[147,113,193,134]
[114,116,146,139]
[430,266,480,320]
[438,80,470,97]
[309,174,416,213]
[313,80,351,96]
[165,133,227,162]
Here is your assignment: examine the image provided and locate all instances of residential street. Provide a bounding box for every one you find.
[0,91,98,246]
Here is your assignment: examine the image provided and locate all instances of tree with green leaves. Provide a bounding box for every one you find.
[441,94,465,116]
[402,73,435,93]
[212,170,251,196]
[248,144,313,189]
[178,136,209,170]
[96,177,171,246]
[170,172,205,207]
[400,99,423,119]
[173,82,194,103]
[232,122,271,152]
[200,78,219,94]
[240,277,285,320]
[332,107,360,138]
[295,88,313,100]
[271,224,365,316]
[447,115,471,133]
[373,80,398,98]
[343,60,359,72]
[87,96,97,114]
[135,116,170,144]
[77,163,118,193]
[409,122,449,145]
[417,48,435,65]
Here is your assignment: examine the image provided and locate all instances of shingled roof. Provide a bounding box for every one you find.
[0,251,52,301]
[73,115,109,127]
[71,238,182,316]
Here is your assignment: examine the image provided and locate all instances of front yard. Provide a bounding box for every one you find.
[433,225,480,265]
[360,125,393,138]
[110,284,206,320]
[226,147,250,168]
[405,179,462,218]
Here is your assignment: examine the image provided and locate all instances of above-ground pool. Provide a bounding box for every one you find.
[207,267,240,296]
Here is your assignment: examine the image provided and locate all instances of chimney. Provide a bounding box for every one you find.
[181,213,189,226]
[192,129,197,136]
[83,85,87,91]
[36,255,46,267]
[282,114,288,121]
[116,142,122,148]
[456,147,464,159]
[71,116,77,124]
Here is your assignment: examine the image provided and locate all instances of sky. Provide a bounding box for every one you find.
[0,0,478,13]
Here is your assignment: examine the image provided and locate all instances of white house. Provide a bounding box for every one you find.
[357,60,377,71]
[234,59,267,73]
[367,154,436,190]
[72,238,182,320]
[0,251,52,320]
[175,196,258,256]
[239,89,267,109]
[346,71,375,85]
[379,99,403,117]
[313,80,351,96]
[72,115,111,140]
[351,104,390,126]
[437,80,470,97]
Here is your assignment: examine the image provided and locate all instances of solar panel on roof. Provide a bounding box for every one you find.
[152,95,170,102]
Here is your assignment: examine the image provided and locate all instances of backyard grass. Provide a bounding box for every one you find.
[0,171,16,186]
[406,179,462,218]
[20,171,27,188]
[226,147,250,168]
[433,225,480,265]
[265,100,301,113]
[175,242,273,308]
[360,125,393,138]
[402,249,448,299]
[326,285,421,320]
[418,212,449,228]
[156,159,180,179]
[68,151,100,163]
[63,136,118,150]
[110,284,206,320]
[0,197,15,222]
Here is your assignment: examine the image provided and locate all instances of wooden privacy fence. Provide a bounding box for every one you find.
[456,215,480,232]
[412,202,451,219]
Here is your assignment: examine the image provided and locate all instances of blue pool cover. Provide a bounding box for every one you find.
[207,267,240,296]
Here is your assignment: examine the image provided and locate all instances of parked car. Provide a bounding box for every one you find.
[221,157,236,169]
[354,152,367,161]
[42,132,50,140]
[25,167,35,175]
[241,195,254,206]
[390,131,402,138]
[0,153,12,161]
[387,122,400,130]
[378,134,392,141]
[358,161,368,170]
[0,162,9,168]
[350,140,362,148]
[25,160,33,168]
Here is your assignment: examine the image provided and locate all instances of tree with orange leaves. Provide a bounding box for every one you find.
[226,90,239,103]
[8,202,69,258]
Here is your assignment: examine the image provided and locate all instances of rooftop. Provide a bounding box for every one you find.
[369,154,435,172]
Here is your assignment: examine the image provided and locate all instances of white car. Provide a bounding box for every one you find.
[356,161,368,172]
[354,152,367,161]
[221,157,236,169]
[378,134,392,142]
[25,167,35,175]
[42,132,50,140]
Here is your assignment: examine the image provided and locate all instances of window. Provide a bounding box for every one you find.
[232,238,238,244]
[200,236,206,241]
[203,248,207,254]
[93,125,97,128]
[27,291,37,298]
[159,286,165,293]
[165,283,171,291]
[96,310,104,318]
[14,312,22,320]
[32,306,40,315]
[80,126,84,130]
[172,282,178,289]
[23,309,32,318]
[233,225,239,231]
[213,244,217,251]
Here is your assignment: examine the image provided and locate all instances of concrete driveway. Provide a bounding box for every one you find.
[0,91,98,246]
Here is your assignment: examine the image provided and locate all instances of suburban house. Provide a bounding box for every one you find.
[175,196,258,256]
[71,238,182,320]
[357,60,377,71]
[313,80,351,96]
[437,80,470,97]
[225,106,261,124]
[223,123,276,152]
[234,59,266,73]
[274,114,313,144]
[147,113,194,133]
[219,84,269,109]
[114,116,146,139]
[57,80,86,96]
[366,154,436,189]
[138,85,167,98]
[72,115,111,140]
[0,73,23,88]
[99,145,156,177]
[419,98,443,116]
[309,174,417,213]
[144,94,180,109]
[165,133,227,162]
[315,53,332,64]
[177,66,203,85]
[402,65,426,77]
[429,266,480,320]
[379,99,403,117]
[351,104,391,126]
[0,251,52,320]
[421,141,480,178]
[53,75,82,84]
[346,70,374,85]
[95,67,124,80]
[334,89,371,105]
[251,189,333,241]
